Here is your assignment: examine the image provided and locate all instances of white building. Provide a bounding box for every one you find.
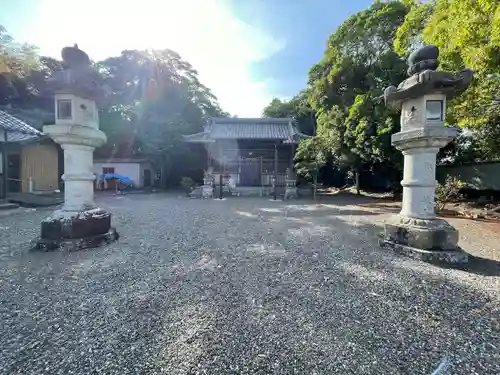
[93,158,153,188]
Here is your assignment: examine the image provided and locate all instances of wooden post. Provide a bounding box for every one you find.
[259,155,263,196]
[313,165,318,201]
[0,144,5,199]
[355,169,360,195]
[273,144,278,200]
[219,173,223,199]
[1,132,8,199]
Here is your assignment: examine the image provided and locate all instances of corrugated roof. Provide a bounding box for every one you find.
[211,122,291,139]
[182,132,215,143]
[0,110,43,143]
[94,158,150,163]
[5,131,40,142]
[184,117,310,143]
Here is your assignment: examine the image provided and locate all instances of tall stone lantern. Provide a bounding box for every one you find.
[35,45,118,250]
[380,45,473,263]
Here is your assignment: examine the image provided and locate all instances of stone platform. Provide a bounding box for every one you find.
[8,192,64,207]
[381,215,468,264]
[0,202,19,210]
[33,208,118,251]
[379,239,469,264]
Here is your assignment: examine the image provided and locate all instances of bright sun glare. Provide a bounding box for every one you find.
[13,0,284,117]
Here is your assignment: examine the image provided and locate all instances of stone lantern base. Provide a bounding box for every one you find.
[33,208,118,251]
[284,179,298,200]
[379,215,468,264]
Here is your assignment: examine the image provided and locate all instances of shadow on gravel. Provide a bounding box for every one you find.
[257,205,382,218]
[437,256,500,277]
[332,209,380,216]
[170,202,499,374]
[1,197,498,374]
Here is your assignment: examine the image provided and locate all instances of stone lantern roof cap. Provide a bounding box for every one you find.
[407,45,439,76]
[61,44,90,69]
[383,45,474,109]
[48,44,106,105]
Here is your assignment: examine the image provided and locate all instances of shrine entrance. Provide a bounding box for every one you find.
[239,158,260,186]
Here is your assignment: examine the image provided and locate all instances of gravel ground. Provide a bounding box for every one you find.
[0,194,499,375]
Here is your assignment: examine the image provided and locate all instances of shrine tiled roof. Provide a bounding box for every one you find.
[0,110,43,143]
[184,117,310,143]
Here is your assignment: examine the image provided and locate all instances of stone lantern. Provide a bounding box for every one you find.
[35,45,118,250]
[380,45,473,263]
[284,168,298,200]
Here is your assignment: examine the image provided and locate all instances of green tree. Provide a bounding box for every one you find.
[0,25,228,186]
[395,0,500,160]
[305,1,409,190]
[97,49,227,186]
[0,25,61,127]
[262,90,315,135]
[294,137,326,199]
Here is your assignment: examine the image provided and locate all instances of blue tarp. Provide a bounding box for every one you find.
[97,173,133,186]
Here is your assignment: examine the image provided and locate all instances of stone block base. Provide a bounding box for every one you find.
[201,185,214,199]
[379,239,468,264]
[284,187,298,200]
[33,208,119,251]
[380,215,468,264]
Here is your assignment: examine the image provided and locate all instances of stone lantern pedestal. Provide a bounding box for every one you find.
[284,169,298,200]
[381,125,466,263]
[202,176,214,199]
[379,45,473,264]
[34,45,118,251]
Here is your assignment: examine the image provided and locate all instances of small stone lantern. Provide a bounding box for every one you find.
[35,45,118,250]
[202,168,214,199]
[380,45,473,263]
[284,168,298,200]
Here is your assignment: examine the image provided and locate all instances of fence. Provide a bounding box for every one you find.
[437,161,500,191]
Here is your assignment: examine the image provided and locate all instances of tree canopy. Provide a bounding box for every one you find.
[262,90,315,135]
[395,0,500,160]
[0,26,228,186]
[305,1,409,190]
[262,0,500,190]
[5,0,500,192]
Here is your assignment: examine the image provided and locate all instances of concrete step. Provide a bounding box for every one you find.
[189,186,203,198]
[0,202,19,210]
[7,193,64,207]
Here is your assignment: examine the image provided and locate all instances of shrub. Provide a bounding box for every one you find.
[435,176,464,212]
[180,176,195,194]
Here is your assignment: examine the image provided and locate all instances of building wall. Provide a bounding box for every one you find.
[20,142,59,192]
[93,162,142,187]
[0,129,5,198]
[207,141,295,187]
[0,129,5,175]
[437,162,500,191]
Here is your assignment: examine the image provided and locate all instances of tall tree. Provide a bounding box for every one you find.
[0,25,228,185]
[294,137,326,198]
[306,1,409,190]
[395,0,500,160]
[97,49,227,185]
[1,25,61,128]
[262,90,315,135]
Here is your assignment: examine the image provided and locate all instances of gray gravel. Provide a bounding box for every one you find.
[0,194,499,375]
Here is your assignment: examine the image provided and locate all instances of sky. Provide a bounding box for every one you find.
[0,0,372,117]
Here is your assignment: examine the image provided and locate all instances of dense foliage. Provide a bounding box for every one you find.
[396,0,500,161]
[0,25,227,186]
[4,0,500,191]
[265,0,500,190]
[262,90,315,135]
